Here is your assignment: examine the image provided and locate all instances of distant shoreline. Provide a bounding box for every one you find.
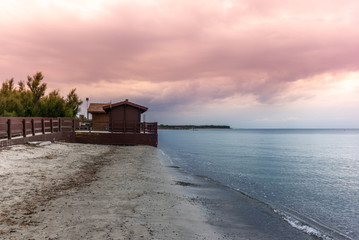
[158,124,231,130]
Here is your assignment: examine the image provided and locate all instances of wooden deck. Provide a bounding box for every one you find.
[73,131,157,147]
[0,117,158,147]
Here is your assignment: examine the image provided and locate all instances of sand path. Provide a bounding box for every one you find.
[0,143,221,240]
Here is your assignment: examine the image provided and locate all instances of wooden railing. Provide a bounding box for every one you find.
[76,120,157,134]
[0,117,157,147]
[0,117,76,140]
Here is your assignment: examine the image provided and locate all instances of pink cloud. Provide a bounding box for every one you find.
[1,0,359,109]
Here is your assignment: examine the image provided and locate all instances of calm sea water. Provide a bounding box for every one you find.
[158,129,359,239]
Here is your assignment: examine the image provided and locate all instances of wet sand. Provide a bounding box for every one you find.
[166,167,316,240]
[0,143,221,239]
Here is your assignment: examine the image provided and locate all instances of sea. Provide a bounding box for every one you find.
[158,129,359,240]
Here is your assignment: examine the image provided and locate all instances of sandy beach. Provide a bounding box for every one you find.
[0,142,222,240]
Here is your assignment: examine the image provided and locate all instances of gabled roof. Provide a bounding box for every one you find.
[87,103,110,114]
[103,100,148,113]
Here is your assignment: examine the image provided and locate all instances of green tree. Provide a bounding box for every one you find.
[0,79,23,116]
[39,90,70,117]
[27,72,47,103]
[0,72,83,118]
[18,81,34,117]
[66,88,83,117]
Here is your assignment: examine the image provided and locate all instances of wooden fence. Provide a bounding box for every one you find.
[74,120,158,147]
[0,117,158,147]
[0,117,75,140]
[76,120,157,134]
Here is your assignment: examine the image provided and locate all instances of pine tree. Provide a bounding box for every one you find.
[0,72,83,118]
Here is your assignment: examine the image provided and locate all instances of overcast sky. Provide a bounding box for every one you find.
[1,0,359,128]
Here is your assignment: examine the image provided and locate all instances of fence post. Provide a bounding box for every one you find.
[59,118,62,132]
[72,119,75,132]
[41,119,45,134]
[31,119,35,136]
[23,119,26,137]
[7,119,11,140]
[50,119,53,133]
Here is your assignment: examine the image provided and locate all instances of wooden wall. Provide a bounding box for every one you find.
[110,105,141,123]
[91,113,109,130]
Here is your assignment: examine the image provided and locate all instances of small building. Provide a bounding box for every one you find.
[103,99,148,132]
[83,99,157,146]
[87,103,110,130]
[87,99,148,132]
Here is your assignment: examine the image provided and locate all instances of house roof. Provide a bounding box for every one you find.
[87,103,110,114]
[103,100,148,113]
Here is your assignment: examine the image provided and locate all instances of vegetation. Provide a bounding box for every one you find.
[0,72,83,117]
[158,124,231,129]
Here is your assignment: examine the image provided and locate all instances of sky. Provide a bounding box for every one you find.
[1,0,359,128]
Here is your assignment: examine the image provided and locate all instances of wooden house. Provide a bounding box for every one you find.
[103,99,148,132]
[87,100,148,132]
[87,103,110,130]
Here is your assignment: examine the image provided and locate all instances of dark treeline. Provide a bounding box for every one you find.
[0,72,82,117]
